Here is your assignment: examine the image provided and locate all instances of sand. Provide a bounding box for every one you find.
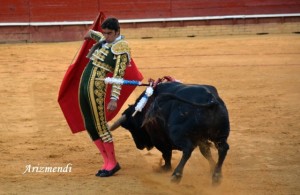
[0,34,299,194]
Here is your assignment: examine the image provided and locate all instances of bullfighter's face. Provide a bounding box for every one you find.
[102,28,119,43]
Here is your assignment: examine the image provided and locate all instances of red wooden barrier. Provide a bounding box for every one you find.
[0,0,299,42]
[1,0,299,22]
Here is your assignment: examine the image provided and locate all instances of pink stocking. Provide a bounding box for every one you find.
[94,139,108,170]
[102,141,118,170]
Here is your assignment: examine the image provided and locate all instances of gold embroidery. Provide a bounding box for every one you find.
[88,67,103,136]
[92,47,110,61]
[111,40,131,60]
[90,30,105,42]
[88,65,113,142]
[92,60,114,72]
[100,49,109,56]
[111,54,128,99]
[113,55,121,77]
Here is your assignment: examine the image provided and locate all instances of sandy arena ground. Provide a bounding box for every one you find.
[0,34,299,195]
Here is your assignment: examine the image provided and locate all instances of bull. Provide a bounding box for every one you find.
[110,81,230,184]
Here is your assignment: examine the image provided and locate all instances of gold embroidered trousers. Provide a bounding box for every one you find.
[79,61,113,142]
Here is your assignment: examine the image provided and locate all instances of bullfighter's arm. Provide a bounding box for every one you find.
[84,30,104,42]
[110,41,131,100]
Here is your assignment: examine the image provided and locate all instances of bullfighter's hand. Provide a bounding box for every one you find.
[107,99,118,112]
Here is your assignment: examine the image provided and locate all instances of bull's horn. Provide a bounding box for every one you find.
[108,115,127,131]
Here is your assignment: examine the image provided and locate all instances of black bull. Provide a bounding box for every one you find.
[110,82,230,184]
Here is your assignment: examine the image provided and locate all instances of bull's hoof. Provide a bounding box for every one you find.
[212,172,222,186]
[209,164,216,175]
[171,172,182,183]
[161,165,172,172]
[152,165,171,173]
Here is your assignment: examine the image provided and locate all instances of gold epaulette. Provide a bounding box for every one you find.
[111,40,131,60]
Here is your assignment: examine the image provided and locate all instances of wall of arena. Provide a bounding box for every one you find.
[0,0,300,42]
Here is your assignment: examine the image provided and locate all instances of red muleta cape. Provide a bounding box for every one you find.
[58,12,144,133]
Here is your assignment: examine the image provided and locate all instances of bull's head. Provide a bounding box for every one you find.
[109,104,154,150]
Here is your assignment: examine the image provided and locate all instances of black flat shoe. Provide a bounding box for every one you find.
[99,163,121,177]
[95,169,105,176]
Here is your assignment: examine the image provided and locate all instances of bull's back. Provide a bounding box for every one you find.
[155,82,220,106]
[155,82,229,141]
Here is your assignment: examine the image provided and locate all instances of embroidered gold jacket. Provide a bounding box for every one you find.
[88,30,131,100]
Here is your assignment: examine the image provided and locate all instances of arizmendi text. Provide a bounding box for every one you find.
[23,163,72,174]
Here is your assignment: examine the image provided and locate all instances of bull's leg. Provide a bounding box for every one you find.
[212,139,229,185]
[171,147,193,183]
[155,144,172,171]
[199,141,216,174]
[161,150,172,171]
[170,139,194,183]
